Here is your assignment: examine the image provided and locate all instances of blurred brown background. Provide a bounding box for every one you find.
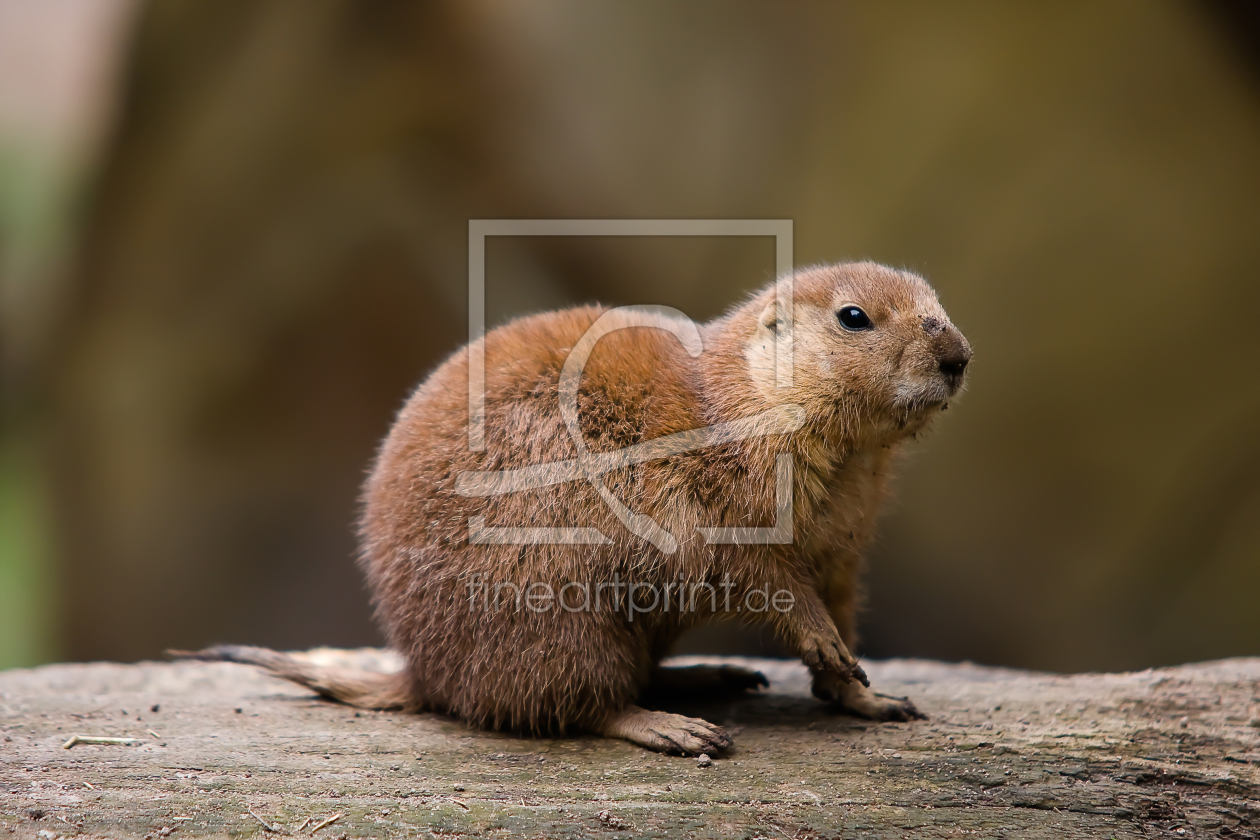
[1,0,1257,673]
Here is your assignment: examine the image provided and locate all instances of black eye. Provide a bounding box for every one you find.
[837,305,872,331]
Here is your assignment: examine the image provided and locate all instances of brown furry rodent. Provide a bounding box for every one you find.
[177,261,971,755]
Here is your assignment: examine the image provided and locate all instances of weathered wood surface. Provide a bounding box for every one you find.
[2,651,1258,839]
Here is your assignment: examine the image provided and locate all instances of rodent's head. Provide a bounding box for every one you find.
[742,262,971,442]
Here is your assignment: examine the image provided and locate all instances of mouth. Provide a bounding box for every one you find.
[894,376,955,412]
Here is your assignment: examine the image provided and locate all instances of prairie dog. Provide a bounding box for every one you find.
[179,261,971,755]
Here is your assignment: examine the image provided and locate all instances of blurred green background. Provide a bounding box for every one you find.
[1,0,1257,672]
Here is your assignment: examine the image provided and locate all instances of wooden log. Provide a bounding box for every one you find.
[2,650,1258,839]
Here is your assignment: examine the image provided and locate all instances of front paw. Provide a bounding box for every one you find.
[801,634,868,688]
[810,669,846,703]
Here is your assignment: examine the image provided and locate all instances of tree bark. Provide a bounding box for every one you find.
[2,651,1258,839]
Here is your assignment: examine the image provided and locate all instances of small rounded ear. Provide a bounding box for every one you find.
[759,300,783,334]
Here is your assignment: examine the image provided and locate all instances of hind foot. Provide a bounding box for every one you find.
[813,672,927,722]
[601,704,733,756]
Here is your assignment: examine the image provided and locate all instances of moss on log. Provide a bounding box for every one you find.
[2,651,1258,839]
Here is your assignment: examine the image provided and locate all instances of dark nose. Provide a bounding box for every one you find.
[939,352,969,378]
[936,330,972,381]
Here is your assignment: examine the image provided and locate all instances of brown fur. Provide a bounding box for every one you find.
[176,262,971,754]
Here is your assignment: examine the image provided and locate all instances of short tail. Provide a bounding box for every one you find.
[169,645,417,711]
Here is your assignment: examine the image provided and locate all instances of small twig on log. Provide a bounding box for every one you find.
[763,821,792,840]
[295,817,311,832]
[247,807,284,833]
[147,729,161,738]
[309,814,342,833]
[62,735,141,749]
